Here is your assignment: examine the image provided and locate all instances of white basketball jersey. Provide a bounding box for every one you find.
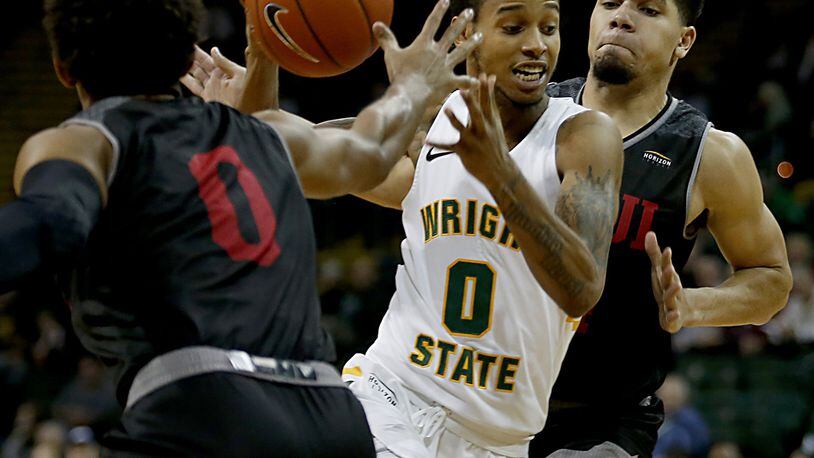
[364,92,590,439]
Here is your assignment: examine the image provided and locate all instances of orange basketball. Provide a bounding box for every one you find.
[246,0,394,78]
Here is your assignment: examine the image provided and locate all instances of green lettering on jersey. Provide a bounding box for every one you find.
[435,340,458,377]
[497,356,520,392]
[410,334,435,367]
[476,353,498,389]
[441,200,461,235]
[479,204,499,239]
[450,347,475,385]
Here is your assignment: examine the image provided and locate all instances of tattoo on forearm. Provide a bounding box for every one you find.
[495,165,615,301]
[554,165,615,272]
[496,170,583,299]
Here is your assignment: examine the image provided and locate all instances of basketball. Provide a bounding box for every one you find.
[245,0,394,78]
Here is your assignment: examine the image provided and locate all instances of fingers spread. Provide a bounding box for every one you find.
[447,32,482,65]
[438,8,473,51]
[644,231,662,268]
[211,47,243,76]
[180,74,204,96]
[190,64,210,85]
[477,74,493,120]
[487,75,498,118]
[443,107,467,132]
[661,247,673,275]
[194,45,216,73]
[373,22,398,52]
[459,90,484,133]
[420,0,451,42]
[451,75,479,91]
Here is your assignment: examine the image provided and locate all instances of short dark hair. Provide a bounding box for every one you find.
[673,0,704,26]
[43,0,203,99]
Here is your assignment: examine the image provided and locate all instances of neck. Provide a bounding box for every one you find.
[495,90,549,149]
[582,70,671,138]
[77,84,94,109]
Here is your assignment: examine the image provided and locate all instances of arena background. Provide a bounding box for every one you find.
[1,1,813,457]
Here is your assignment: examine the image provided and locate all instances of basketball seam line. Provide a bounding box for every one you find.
[294,0,344,70]
[355,0,376,51]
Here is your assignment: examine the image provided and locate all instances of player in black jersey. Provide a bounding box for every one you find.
[530,1,793,456]
[0,0,481,456]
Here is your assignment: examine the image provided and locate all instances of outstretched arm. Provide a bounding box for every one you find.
[645,129,792,332]
[0,126,112,292]
[430,75,623,317]
[256,0,481,199]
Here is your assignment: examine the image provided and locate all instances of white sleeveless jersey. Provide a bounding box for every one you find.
[365,92,589,439]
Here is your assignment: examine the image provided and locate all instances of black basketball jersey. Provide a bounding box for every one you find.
[546,78,712,405]
[61,97,333,401]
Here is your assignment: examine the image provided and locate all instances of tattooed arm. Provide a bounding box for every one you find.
[432,76,622,317]
[497,111,621,316]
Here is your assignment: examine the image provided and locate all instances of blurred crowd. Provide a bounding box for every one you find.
[1,0,814,457]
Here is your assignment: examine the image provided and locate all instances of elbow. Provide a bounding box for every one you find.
[752,265,793,326]
[560,301,591,319]
[551,265,605,318]
[559,283,603,319]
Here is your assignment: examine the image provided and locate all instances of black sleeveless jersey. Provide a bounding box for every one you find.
[546,78,712,405]
[62,97,333,401]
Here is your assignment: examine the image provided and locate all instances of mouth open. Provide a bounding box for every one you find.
[512,63,548,83]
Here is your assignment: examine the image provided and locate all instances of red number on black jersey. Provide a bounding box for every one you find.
[188,145,281,266]
[612,194,659,250]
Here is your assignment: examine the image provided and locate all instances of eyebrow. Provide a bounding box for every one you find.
[496,3,525,15]
[496,1,559,15]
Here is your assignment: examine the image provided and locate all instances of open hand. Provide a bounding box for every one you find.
[181,45,247,107]
[375,0,481,102]
[427,73,510,188]
[645,231,690,333]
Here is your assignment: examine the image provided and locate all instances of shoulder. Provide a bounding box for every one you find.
[703,128,751,163]
[21,125,111,160]
[559,109,616,135]
[697,128,761,209]
[699,128,756,183]
[556,109,623,173]
[15,125,113,195]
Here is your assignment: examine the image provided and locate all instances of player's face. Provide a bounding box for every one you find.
[472,0,561,105]
[588,0,691,85]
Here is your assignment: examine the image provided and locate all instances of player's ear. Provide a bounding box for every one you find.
[52,55,76,89]
[453,18,475,47]
[671,26,696,64]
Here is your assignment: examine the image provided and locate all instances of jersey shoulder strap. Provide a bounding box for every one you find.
[546,77,586,102]
[60,97,131,186]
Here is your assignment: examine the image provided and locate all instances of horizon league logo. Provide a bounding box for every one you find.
[642,150,672,168]
[263,3,321,63]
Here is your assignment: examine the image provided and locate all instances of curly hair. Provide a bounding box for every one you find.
[43,0,203,99]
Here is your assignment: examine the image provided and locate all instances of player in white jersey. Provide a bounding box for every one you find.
[181,1,622,456]
[341,1,623,456]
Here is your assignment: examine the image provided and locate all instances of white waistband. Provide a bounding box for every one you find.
[346,354,531,457]
[405,385,531,457]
